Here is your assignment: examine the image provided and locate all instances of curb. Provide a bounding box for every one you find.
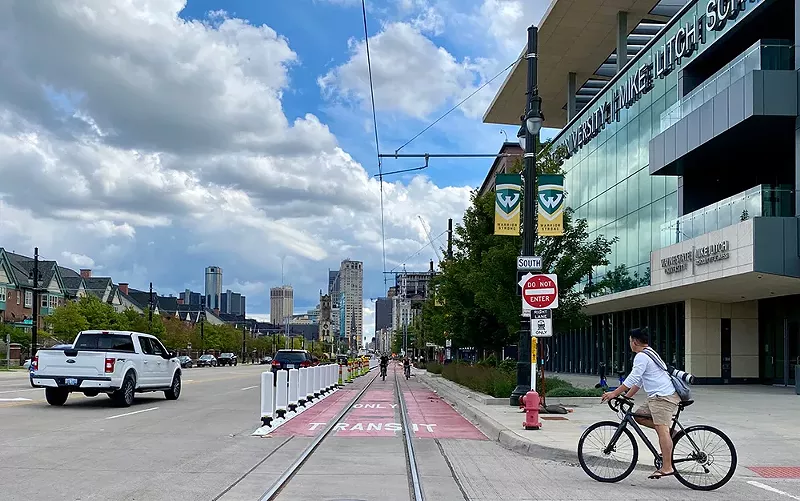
[416,372,578,463]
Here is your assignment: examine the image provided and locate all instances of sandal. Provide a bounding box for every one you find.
[648,470,675,479]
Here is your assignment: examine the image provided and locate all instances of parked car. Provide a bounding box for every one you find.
[259,356,273,365]
[197,354,217,367]
[218,353,237,366]
[30,330,181,407]
[271,349,312,374]
[178,355,193,368]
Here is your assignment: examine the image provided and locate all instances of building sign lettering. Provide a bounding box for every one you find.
[661,241,730,274]
[563,0,760,158]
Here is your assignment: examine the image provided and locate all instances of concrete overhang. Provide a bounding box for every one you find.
[483,0,674,128]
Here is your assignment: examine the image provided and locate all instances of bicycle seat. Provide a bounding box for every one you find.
[678,399,694,409]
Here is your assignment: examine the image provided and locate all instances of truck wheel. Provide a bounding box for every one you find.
[45,388,69,406]
[112,374,136,407]
[164,373,181,401]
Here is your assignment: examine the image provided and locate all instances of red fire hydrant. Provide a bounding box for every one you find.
[521,390,542,430]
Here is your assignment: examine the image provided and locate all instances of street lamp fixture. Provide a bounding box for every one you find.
[525,96,544,136]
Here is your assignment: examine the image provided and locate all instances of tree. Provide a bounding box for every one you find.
[49,300,90,341]
[418,139,615,355]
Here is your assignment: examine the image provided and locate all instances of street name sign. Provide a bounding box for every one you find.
[518,273,558,311]
[516,256,542,270]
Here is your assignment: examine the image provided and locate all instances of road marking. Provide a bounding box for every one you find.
[105,407,159,420]
[747,481,800,500]
[0,388,40,394]
[241,385,257,390]
[0,397,32,402]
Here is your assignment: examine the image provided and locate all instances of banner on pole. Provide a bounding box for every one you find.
[494,174,521,236]
[537,174,565,236]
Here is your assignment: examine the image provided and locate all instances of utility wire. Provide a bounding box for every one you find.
[360,0,389,288]
[385,230,448,274]
[394,56,522,154]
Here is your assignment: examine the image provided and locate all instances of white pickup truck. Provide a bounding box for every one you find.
[31,330,182,407]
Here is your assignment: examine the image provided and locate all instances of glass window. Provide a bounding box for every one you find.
[616,125,628,183]
[651,95,666,135]
[607,138,618,186]
[588,151,597,201]
[665,176,678,194]
[628,116,639,176]
[638,169,651,209]
[616,177,628,217]
[75,333,136,353]
[41,294,48,308]
[24,290,32,308]
[0,286,5,302]
[652,197,666,250]
[666,191,678,223]
[626,213,639,266]
[138,336,155,355]
[638,205,652,265]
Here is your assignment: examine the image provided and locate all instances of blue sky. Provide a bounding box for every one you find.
[0,0,553,340]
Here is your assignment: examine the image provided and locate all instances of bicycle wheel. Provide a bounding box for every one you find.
[672,425,737,491]
[578,421,639,483]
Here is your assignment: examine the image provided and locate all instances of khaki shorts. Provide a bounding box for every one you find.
[635,393,681,426]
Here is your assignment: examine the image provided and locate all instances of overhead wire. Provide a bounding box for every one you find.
[360,0,389,287]
[394,56,523,154]
[385,229,448,274]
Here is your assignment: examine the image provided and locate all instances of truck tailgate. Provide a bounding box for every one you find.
[37,350,107,377]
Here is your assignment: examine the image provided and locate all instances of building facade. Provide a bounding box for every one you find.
[485,0,800,385]
[338,259,364,347]
[204,266,223,311]
[220,289,246,316]
[375,297,393,333]
[270,285,294,325]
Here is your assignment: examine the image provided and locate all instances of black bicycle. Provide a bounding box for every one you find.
[380,365,387,381]
[404,364,410,379]
[577,395,737,491]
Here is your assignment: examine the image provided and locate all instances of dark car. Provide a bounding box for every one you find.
[260,356,273,365]
[197,354,217,367]
[218,352,237,366]
[178,355,193,368]
[271,349,311,374]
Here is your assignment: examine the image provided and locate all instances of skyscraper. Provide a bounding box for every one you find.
[270,285,294,325]
[204,266,222,310]
[338,259,363,348]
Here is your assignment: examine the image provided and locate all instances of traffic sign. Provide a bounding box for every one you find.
[517,256,542,270]
[530,309,553,337]
[518,273,558,310]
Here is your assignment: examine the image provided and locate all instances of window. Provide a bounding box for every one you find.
[16,290,20,304]
[74,333,135,352]
[41,294,48,308]
[0,286,5,302]
[24,291,32,308]
[138,336,155,355]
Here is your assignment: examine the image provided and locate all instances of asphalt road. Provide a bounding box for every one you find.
[1,364,798,501]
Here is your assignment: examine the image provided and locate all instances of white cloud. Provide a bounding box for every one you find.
[0,0,472,311]
[319,22,492,120]
[60,251,95,268]
[363,304,375,344]
[478,0,548,56]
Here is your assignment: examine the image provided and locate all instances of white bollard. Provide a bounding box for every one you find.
[275,369,288,418]
[313,366,321,397]
[319,365,328,394]
[326,365,332,390]
[330,364,336,390]
[342,365,349,384]
[298,367,308,406]
[260,371,274,426]
[288,368,299,412]
[306,366,315,402]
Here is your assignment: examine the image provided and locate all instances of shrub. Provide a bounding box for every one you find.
[426,362,443,374]
[498,358,516,374]
[440,363,515,398]
[546,386,603,397]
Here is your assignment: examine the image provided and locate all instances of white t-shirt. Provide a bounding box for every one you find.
[622,348,675,397]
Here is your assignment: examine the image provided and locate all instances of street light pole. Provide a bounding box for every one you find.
[31,248,39,361]
[511,25,543,406]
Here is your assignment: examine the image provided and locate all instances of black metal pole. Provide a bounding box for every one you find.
[200,317,204,355]
[242,325,246,362]
[511,25,539,406]
[447,218,453,259]
[148,282,154,333]
[31,248,39,360]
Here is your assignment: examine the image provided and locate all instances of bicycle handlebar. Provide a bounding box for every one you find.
[607,395,635,412]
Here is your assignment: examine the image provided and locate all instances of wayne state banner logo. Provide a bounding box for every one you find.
[494,174,521,236]
[537,174,565,237]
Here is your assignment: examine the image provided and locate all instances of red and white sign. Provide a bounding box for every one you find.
[518,273,558,310]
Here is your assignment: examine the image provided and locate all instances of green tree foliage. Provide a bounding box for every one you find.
[419,139,615,355]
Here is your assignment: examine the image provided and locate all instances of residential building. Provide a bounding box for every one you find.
[270,285,294,325]
[0,248,66,331]
[220,289,246,316]
[484,0,800,385]
[477,142,524,197]
[338,259,363,348]
[204,266,223,310]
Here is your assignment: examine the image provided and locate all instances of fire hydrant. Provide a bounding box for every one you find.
[521,390,542,430]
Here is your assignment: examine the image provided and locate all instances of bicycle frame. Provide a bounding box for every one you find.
[603,401,704,467]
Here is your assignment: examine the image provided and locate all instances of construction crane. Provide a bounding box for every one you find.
[418,215,442,263]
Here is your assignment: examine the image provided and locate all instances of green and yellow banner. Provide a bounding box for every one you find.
[494,174,521,236]
[537,174,565,237]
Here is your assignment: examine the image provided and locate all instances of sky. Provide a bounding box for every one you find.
[0,0,554,344]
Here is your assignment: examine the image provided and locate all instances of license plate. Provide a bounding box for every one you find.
[65,378,78,386]
[286,364,295,369]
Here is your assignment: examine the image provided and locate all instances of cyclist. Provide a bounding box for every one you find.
[403,356,411,378]
[379,353,389,377]
[601,327,680,480]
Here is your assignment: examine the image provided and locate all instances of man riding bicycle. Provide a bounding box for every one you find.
[601,327,681,480]
[402,356,411,377]
[379,354,389,377]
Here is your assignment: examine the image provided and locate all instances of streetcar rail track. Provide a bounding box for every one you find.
[258,363,426,501]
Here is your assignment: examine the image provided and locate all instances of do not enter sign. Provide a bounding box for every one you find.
[518,273,558,310]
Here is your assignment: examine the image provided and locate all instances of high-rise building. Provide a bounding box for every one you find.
[220,289,246,316]
[338,259,363,348]
[179,289,202,306]
[328,270,340,307]
[375,297,392,332]
[270,285,294,325]
[204,266,222,310]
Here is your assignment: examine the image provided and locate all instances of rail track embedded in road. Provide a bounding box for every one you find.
[258,363,426,501]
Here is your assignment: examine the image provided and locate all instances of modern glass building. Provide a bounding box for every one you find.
[485,0,800,385]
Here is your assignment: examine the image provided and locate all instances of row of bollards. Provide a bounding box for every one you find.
[260,364,348,427]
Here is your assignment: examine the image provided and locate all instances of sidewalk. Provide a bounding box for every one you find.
[415,369,800,475]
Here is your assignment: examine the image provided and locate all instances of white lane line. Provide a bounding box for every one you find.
[240,385,258,391]
[0,397,32,402]
[748,481,800,500]
[105,407,159,420]
[0,388,40,394]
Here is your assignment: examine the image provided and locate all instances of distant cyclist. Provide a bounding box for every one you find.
[379,353,389,377]
[403,356,411,378]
